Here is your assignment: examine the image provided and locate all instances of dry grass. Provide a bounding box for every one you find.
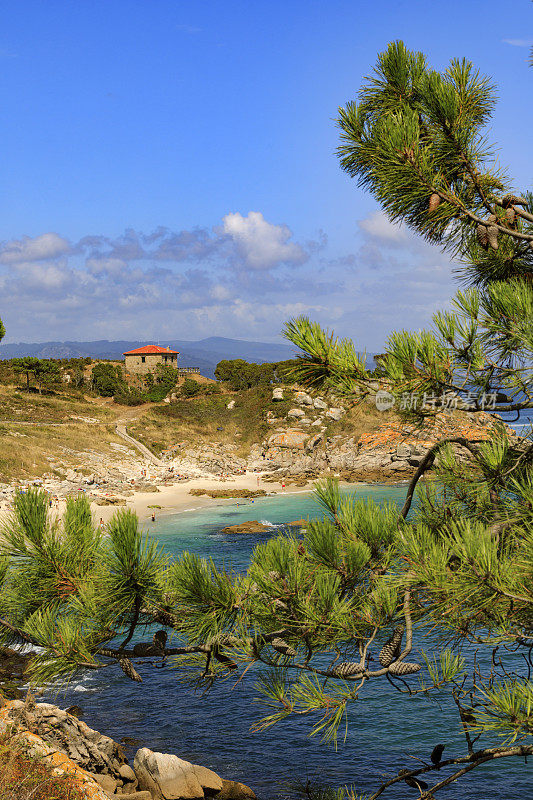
[328,401,395,440]
[0,386,114,424]
[0,386,128,481]
[0,422,126,482]
[0,730,86,800]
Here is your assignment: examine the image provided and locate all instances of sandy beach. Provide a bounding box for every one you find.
[93,472,310,523]
[0,472,313,527]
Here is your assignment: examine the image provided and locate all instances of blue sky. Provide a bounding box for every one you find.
[0,0,532,347]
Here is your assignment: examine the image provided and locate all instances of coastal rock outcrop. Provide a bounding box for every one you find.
[222,521,270,535]
[1,700,128,779]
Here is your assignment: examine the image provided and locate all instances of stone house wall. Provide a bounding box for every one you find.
[124,353,178,375]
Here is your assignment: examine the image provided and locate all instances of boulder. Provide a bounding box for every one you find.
[119,763,138,782]
[92,773,119,794]
[313,398,328,410]
[396,443,412,459]
[216,779,257,800]
[2,701,127,777]
[226,400,236,410]
[268,430,308,450]
[287,408,305,418]
[325,408,344,421]
[134,748,222,800]
[294,391,313,406]
[272,388,284,401]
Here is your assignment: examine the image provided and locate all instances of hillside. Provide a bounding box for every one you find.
[0,380,508,510]
[0,337,304,377]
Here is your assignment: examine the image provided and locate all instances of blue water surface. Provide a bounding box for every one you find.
[50,485,531,799]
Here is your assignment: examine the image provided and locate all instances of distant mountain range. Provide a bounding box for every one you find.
[0,337,302,378]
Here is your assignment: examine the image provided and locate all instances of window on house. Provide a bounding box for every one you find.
[141,356,146,363]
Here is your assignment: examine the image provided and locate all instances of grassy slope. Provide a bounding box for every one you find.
[0,386,121,481]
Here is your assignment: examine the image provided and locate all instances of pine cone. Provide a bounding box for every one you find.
[501,194,528,208]
[153,630,168,651]
[476,225,489,249]
[388,661,421,675]
[118,657,142,682]
[505,207,516,226]
[333,661,365,678]
[487,225,499,250]
[428,193,440,212]
[379,625,404,667]
[271,637,296,657]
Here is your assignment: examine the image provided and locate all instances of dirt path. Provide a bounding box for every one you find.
[114,422,165,466]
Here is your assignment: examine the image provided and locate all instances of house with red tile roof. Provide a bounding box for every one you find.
[123,344,179,375]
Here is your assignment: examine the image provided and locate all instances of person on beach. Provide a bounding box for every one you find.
[151,512,156,522]
[281,481,285,491]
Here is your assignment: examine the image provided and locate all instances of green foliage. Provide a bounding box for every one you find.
[91,362,125,397]
[0,318,5,343]
[336,41,533,286]
[180,378,201,397]
[214,359,275,390]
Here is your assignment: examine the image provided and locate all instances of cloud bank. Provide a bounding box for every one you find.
[0,210,457,349]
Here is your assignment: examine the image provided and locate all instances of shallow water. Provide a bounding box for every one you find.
[50,485,531,799]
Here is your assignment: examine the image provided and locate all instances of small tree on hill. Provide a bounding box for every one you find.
[33,360,61,394]
[11,357,42,391]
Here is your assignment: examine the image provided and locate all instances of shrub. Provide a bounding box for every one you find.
[180,378,201,397]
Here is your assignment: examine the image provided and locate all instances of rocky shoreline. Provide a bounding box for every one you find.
[0,697,256,800]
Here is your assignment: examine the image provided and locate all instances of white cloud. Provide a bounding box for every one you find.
[502,38,533,47]
[0,232,71,264]
[358,211,407,243]
[222,211,307,270]
[86,257,128,277]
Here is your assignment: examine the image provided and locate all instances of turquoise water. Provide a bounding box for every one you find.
[51,484,531,799]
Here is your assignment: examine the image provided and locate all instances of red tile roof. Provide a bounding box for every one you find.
[123,345,180,356]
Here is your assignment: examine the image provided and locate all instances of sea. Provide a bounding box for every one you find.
[46,483,532,800]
